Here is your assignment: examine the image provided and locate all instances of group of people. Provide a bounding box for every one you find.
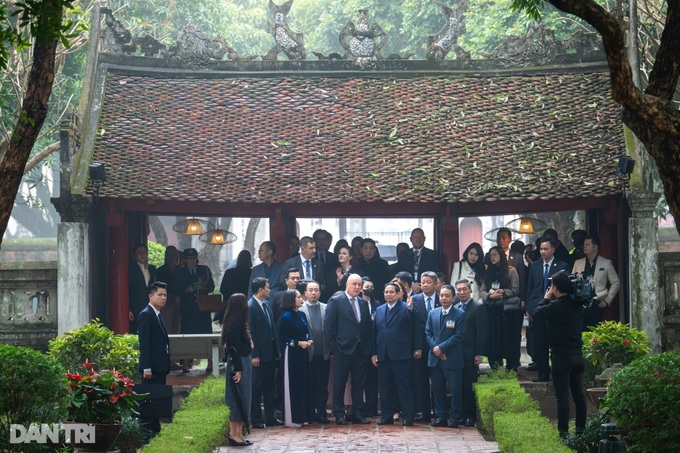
[136,225,621,444]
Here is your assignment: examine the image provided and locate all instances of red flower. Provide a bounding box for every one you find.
[592,337,599,343]
[623,339,631,345]
[109,394,120,403]
[655,372,662,379]
[69,381,77,388]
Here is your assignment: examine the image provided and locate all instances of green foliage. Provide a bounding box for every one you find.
[48,318,141,382]
[510,0,546,20]
[148,241,165,268]
[582,321,651,373]
[483,366,519,381]
[602,352,680,453]
[0,344,68,452]
[115,415,147,453]
[144,377,230,453]
[494,410,572,453]
[65,362,146,423]
[474,379,538,437]
[562,411,610,453]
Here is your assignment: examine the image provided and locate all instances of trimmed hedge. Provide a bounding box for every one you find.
[474,379,538,437]
[494,410,572,453]
[143,377,229,453]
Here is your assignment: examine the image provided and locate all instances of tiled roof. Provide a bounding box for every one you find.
[92,71,623,203]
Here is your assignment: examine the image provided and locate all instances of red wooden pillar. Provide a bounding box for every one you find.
[108,204,129,334]
[271,206,290,263]
[597,199,621,322]
[439,206,460,281]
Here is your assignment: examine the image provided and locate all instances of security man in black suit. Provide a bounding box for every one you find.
[453,279,487,427]
[396,228,441,290]
[248,277,283,428]
[137,281,170,436]
[324,273,372,425]
[129,243,157,334]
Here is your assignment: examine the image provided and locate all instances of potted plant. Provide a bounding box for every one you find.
[581,321,650,408]
[65,360,146,451]
[602,352,680,452]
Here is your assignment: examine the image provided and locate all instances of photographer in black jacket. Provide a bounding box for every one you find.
[534,271,586,437]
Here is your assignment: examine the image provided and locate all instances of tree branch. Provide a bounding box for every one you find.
[645,1,680,99]
[23,141,59,175]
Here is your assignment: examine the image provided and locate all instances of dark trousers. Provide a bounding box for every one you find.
[461,359,479,421]
[411,357,432,417]
[307,355,330,420]
[430,364,463,421]
[533,317,551,380]
[378,358,414,419]
[504,310,524,372]
[141,374,166,437]
[332,347,368,418]
[582,305,605,332]
[551,351,587,434]
[364,355,379,416]
[251,358,277,424]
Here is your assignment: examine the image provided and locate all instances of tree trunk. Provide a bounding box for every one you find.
[149,215,167,246]
[0,33,60,248]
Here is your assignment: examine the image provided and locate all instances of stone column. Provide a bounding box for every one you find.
[55,196,91,335]
[628,190,662,353]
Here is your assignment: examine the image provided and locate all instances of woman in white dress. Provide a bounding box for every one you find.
[450,242,485,301]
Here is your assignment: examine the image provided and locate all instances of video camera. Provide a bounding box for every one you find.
[548,271,595,307]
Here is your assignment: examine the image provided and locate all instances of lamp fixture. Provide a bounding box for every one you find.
[199,229,237,246]
[617,155,635,177]
[172,218,215,236]
[505,217,548,235]
[88,162,106,203]
[483,226,521,242]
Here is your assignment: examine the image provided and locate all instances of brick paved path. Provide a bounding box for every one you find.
[217,422,499,452]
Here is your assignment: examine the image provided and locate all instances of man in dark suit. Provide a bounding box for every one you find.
[426,284,466,428]
[137,281,170,436]
[358,238,390,300]
[372,282,421,426]
[271,268,301,323]
[314,229,340,300]
[526,238,569,382]
[396,228,441,286]
[281,236,325,292]
[248,277,283,428]
[129,243,156,334]
[453,279,487,427]
[324,273,372,425]
[409,271,440,421]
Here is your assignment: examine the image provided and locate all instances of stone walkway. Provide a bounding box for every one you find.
[216,422,499,452]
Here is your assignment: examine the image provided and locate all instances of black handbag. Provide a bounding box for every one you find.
[503,296,522,311]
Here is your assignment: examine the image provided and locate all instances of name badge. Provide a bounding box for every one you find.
[446,320,456,329]
[491,282,500,290]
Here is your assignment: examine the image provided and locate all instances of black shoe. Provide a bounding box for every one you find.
[532,377,550,382]
[228,436,248,447]
[377,417,394,425]
[414,414,430,423]
[431,418,447,427]
[336,416,348,425]
[465,419,476,427]
[316,416,330,424]
[350,415,370,424]
[526,363,538,371]
[251,423,265,429]
[243,439,253,445]
[403,418,414,426]
[267,418,284,426]
[447,420,458,428]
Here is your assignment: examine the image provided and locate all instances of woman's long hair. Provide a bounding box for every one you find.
[280,289,298,313]
[461,242,485,285]
[483,246,510,289]
[235,250,253,269]
[221,293,250,346]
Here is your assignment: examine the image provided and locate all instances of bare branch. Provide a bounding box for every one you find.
[23,141,59,175]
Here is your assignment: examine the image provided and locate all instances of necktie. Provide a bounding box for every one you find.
[191,267,195,277]
[426,297,432,312]
[305,260,312,279]
[320,252,326,266]
[142,265,150,285]
[263,303,273,332]
[440,309,447,327]
[413,249,421,269]
[543,263,550,291]
[350,297,360,322]
[158,314,166,333]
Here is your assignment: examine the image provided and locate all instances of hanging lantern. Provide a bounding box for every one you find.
[199,229,237,246]
[505,217,548,235]
[172,218,215,235]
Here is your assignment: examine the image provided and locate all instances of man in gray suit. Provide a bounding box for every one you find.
[299,280,331,424]
[324,274,372,425]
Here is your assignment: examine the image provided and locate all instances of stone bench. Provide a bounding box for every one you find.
[168,334,221,377]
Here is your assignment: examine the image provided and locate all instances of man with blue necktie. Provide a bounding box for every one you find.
[426,284,466,428]
[281,236,325,293]
[526,238,569,382]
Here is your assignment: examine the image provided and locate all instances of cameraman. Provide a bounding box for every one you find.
[534,271,586,438]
